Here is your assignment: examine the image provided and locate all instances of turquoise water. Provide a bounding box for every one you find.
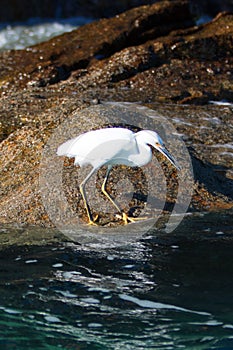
[0,211,233,349]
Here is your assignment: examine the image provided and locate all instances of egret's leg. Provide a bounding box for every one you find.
[102,166,146,224]
[79,167,98,225]
[101,165,122,214]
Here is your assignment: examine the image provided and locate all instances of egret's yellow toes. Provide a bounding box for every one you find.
[93,214,99,222]
[121,213,147,224]
[87,214,99,226]
[121,213,135,224]
[87,220,98,226]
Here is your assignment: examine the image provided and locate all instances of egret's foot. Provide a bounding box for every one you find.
[87,214,99,226]
[116,213,147,224]
[87,221,98,226]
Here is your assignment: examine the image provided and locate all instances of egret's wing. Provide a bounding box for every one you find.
[86,138,138,168]
[57,134,82,157]
[57,128,139,167]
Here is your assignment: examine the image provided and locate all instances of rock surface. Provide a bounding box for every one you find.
[0,0,233,21]
[0,0,232,229]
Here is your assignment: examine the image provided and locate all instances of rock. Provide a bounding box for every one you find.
[0,0,156,22]
[0,0,232,229]
[190,0,233,17]
[0,0,194,91]
[0,0,233,22]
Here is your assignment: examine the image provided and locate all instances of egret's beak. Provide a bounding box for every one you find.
[156,145,181,170]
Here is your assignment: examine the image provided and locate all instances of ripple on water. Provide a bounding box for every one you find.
[0,211,232,348]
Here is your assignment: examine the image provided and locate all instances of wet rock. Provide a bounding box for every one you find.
[0,0,232,230]
[0,0,163,22]
[74,12,233,105]
[0,0,233,22]
[0,0,194,91]
[190,0,233,17]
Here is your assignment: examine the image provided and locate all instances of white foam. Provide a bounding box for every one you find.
[119,294,210,316]
[0,17,92,50]
[209,101,233,106]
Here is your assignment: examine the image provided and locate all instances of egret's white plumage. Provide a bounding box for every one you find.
[57,127,180,224]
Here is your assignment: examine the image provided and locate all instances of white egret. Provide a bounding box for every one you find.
[57,127,180,225]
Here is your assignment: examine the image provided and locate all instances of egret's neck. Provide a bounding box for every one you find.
[129,141,152,167]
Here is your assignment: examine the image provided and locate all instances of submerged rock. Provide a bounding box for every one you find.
[0,0,232,231]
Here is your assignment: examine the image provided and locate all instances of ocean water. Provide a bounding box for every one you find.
[0,16,92,51]
[0,211,233,349]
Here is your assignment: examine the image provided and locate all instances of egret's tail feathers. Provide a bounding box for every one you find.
[57,137,80,157]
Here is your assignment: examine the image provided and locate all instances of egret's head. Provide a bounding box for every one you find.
[136,130,181,170]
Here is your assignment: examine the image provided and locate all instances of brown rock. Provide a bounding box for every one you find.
[0,0,232,231]
[0,0,194,90]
